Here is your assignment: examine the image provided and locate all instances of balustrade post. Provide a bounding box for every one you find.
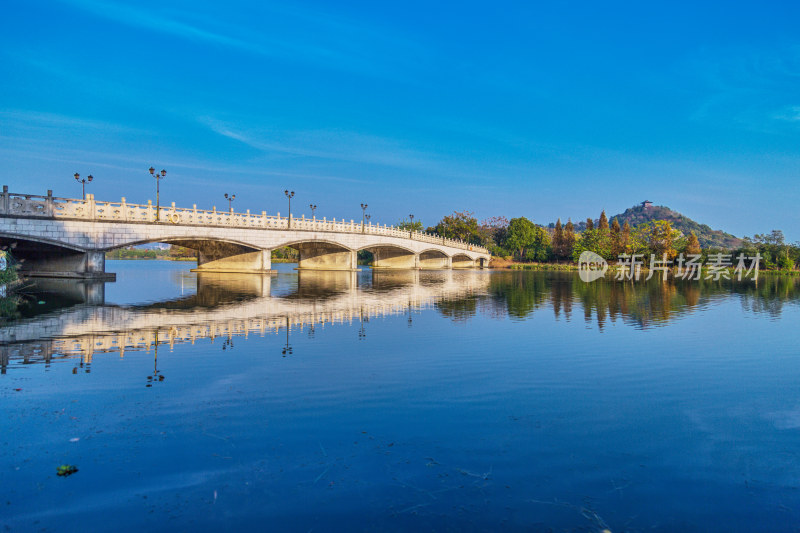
[88,193,96,220]
[262,211,267,228]
[45,190,54,217]
[121,197,128,221]
[147,200,153,221]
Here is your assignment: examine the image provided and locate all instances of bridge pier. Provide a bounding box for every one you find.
[296,243,358,271]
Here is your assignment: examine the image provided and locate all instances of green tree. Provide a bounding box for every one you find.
[573,228,613,261]
[397,218,423,232]
[505,217,551,262]
[778,253,795,271]
[552,219,565,258]
[433,211,482,244]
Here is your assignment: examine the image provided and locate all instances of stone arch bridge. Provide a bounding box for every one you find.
[0,188,490,278]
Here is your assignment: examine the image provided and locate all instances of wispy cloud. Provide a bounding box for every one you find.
[774,105,800,121]
[59,0,430,81]
[197,116,484,179]
[0,109,144,134]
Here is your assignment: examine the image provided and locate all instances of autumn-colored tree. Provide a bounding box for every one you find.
[563,220,576,259]
[552,219,565,258]
[480,216,509,249]
[585,218,594,231]
[620,221,632,254]
[598,210,609,231]
[645,220,680,260]
[685,232,701,256]
[610,217,623,256]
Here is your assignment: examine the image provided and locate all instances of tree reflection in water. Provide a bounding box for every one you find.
[0,270,798,371]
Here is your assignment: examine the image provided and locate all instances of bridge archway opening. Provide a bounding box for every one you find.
[360,243,417,270]
[0,236,106,278]
[281,240,357,271]
[106,238,271,275]
[452,253,476,269]
[419,249,450,270]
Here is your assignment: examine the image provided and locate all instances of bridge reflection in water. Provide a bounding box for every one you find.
[3,269,798,373]
[0,269,491,371]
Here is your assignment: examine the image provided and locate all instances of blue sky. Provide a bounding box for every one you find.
[1,1,799,240]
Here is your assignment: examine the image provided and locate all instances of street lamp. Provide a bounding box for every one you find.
[409,214,414,238]
[74,173,93,200]
[149,167,167,221]
[284,190,295,228]
[309,204,317,218]
[225,193,236,212]
[361,203,368,232]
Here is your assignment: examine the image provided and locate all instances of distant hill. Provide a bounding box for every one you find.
[609,203,742,249]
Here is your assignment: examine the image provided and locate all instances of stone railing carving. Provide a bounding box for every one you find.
[0,187,489,254]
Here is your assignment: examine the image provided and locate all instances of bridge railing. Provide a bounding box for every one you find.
[0,187,489,254]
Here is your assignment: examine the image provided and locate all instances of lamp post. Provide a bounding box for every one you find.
[225,193,236,212]
[309,204,317,218]
[284,190,295,228]
[149,167,167,221]
[361,203,368,233]
[74,173,93,200]
[409,214,414,238]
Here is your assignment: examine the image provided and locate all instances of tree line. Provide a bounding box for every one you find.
[417,210,798,271]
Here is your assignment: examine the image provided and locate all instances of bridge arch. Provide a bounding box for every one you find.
[360,242,417,270]
[452,253,476,269]
[418,248,451,270]
[277,239,357,271]
[0,233,104,278]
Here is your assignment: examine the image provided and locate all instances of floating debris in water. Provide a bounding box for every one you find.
[57,464,78,477]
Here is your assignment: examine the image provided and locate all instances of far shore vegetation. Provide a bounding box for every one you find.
[100,201,798,274]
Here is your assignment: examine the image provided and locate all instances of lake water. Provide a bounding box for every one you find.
[2,260,800,532]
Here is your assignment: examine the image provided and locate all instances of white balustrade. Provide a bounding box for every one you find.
[0,188,489,254]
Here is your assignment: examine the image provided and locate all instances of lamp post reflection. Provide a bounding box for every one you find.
[146,331,165,387]
[358,307,368,340]
[282,317,293,357]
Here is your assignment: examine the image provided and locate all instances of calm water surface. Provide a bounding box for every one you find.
[2,260,800,532]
